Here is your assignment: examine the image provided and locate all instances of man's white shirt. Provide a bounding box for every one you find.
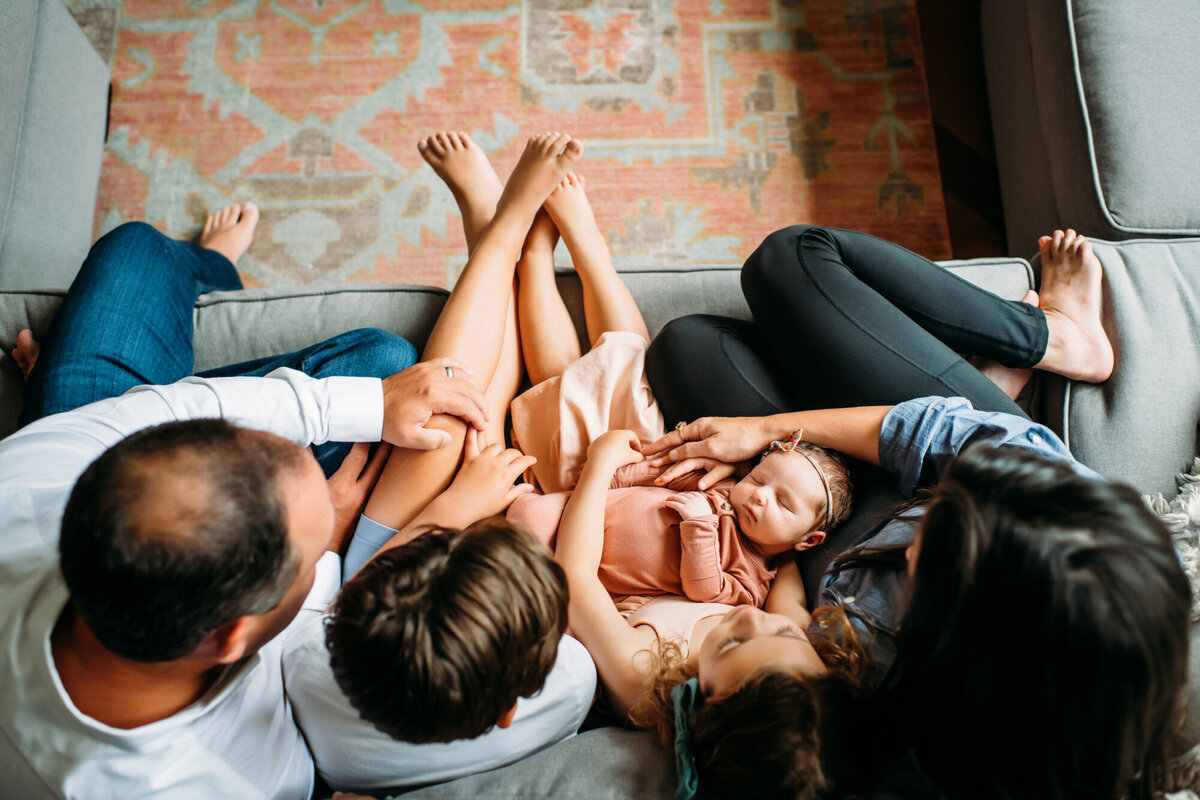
[0,370,596,798]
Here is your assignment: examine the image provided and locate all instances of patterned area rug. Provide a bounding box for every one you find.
[89,0,950,289]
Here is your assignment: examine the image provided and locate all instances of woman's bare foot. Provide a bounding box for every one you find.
[11,329,40,380]
[496,133,584,220]
[1033,229,1114,382]
[418,131,503,251]
[199,202,259,265]
[974,290,1039,399]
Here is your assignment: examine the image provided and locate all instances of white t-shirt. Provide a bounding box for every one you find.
[283,612,597,794]
[0,370,381,799]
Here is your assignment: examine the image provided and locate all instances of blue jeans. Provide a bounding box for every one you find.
[20,222,416,476]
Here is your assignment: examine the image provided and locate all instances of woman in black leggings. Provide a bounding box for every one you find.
[646,224,1112,423]
[639,227,1187,800]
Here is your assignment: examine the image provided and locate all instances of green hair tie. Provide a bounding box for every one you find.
[671,678,703,800]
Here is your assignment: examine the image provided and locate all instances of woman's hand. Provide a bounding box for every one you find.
[439,429,536,525]
[642,416,774,488]
[586,429,645,472]
[665,490,714,520]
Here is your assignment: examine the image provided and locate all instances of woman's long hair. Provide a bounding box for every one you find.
[628,605,867,800]
[894,443,1190,800]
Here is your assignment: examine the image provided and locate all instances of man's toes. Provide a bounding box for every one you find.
[240,201,259,226]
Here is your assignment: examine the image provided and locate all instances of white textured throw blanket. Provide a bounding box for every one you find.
[1146,457,1200,798]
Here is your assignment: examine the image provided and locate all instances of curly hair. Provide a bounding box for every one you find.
[326,518,568,744]
[628,605,866,799]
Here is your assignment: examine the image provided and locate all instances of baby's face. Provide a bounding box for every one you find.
[729,450,826,556]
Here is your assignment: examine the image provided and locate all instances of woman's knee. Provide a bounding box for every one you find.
[742,225,835,298]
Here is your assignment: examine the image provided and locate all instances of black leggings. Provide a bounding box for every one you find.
[647,225,1048,424]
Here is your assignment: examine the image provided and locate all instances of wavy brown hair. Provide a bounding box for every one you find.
[628,605,866,799]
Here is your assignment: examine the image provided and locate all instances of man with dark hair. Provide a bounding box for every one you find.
[0,208,492,798]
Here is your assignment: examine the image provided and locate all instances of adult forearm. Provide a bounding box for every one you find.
[769,406,891,466]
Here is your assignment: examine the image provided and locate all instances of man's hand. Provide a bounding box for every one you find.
[326,441,392,555]
[380,358,489,450]
[437,430,537,526]
[586,429,645,472]
[664,490,714,520]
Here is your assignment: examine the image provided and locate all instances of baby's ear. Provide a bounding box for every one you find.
[794,530,826,551]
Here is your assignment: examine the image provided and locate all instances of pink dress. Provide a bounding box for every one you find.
[508,332,776,607]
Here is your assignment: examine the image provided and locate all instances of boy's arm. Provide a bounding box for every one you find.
[556,431,660,717]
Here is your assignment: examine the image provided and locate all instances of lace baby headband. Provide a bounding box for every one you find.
[761,428,833,532]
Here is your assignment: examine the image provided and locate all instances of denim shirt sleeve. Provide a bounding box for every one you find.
[877,397,1098,495]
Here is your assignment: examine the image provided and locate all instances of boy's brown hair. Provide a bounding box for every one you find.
[326,518,568,743]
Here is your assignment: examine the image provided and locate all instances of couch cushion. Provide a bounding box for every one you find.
[0,0,111,291]
[982,0,1200,254]
[1,258,1032,440]
[399,728,673,799]
[1057,238,1200,496]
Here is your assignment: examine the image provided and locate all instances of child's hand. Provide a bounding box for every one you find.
[665,490,714,520]
[587,429,645,471]
[442,429,536,523]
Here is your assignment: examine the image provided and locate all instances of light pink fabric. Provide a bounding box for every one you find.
[511,331,665,494]
[625,596,735,656]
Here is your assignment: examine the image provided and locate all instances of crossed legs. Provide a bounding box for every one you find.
[358,132,583,538]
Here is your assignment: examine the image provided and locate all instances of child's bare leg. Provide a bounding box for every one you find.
[418,131,502,253]
[544,173,648,346]
[517,210,582,385]
[1033,229,1114,382]
[364,133,582,532]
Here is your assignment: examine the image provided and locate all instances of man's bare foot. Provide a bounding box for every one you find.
[199,202,259,265]
[1033,229,1114,382]
[11,329,40,380]
[974,290,1039,399]
[418,131,503,251]
[543,172,605,255]
[496,133,584,220]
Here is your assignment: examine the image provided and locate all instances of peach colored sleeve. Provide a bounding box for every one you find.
[677,516,758,606]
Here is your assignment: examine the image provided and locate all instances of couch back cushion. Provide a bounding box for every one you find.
[0,259,1031,440]
[1068,1,1200,237]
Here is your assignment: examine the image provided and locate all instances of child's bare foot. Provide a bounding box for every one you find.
[543,172,605,253]
[1034,229,1114,382]
[11,329,40,380]
[496,133,583,220]
[418,131,503,250]
[199,202,259,265]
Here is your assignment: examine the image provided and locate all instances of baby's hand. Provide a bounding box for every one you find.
[665,490,713,520]
[587,429,645,471]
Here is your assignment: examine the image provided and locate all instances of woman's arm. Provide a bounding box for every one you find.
[556,430,661,717]
[644,406,892,486]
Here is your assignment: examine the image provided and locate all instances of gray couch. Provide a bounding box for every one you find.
[3,0,1200,796]
[0,0,110,292]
